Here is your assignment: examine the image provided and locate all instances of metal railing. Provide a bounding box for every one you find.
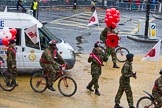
[0,0,160,12]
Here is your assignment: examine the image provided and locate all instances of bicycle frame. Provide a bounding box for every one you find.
[143,91,155,101]
[143,91,157,107]
[41,64,67,84]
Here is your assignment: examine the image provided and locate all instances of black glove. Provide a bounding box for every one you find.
[132,72,137,79]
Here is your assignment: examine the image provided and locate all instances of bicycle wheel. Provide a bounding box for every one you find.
[0,72,16,91]
[58,76,77,97]
[136,96,156,108]
[30,73,47,93]
[116,47,129,62]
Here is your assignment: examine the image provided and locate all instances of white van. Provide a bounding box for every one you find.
[0,12,76,72]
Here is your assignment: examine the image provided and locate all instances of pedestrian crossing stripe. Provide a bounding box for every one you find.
[50,12,154,36]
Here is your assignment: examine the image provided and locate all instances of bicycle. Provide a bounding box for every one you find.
[99,41,129,62]
[136,91,159,108]
[0,57,16,91]
[30,64,77,97]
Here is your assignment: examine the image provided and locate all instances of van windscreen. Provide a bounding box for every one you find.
[39,26,62,43]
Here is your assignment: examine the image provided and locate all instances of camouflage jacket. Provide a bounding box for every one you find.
[88,48,108,75]
[152,76,162,95]
[6,46,16,66]
[40,47,65,67]
[100,27,116,43]
[120,60,134,85]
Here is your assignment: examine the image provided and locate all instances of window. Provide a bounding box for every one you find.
[25,26,62,50]
[15,29,21,46]
[39,26,62,50]
[25,29,40,49]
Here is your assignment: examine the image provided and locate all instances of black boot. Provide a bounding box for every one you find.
[114,104,123,108]
[95,89,100,96]
[48,86,56,91]
[6,82,11,86]
[113,63,120,68]
[86,86,94,92]
[11,80,18,86]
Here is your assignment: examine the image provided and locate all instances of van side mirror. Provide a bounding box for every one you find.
[40,20,47,25]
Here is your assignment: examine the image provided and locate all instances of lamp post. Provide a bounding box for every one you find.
[36,0,40,20]
[144,0,151,38]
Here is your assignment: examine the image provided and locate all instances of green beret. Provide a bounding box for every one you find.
[126,53,134,59]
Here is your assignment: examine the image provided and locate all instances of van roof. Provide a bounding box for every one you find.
[0,12,42,28]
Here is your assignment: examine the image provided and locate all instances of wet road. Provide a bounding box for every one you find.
[38,8,162,54]
[0,8,162,108]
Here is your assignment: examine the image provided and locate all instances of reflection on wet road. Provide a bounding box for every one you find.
[41,10,162,54]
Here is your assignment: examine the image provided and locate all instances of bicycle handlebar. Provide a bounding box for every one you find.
[59,64,67,71]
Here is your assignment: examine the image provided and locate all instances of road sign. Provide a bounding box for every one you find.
[26,10,33,16]
[149,23,156,39]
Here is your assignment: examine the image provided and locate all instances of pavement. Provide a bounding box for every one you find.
[127,34,161,43]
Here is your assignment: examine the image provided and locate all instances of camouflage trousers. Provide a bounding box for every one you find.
[152,94,162,108]
[87,74,100,89]
[41,63,57,86]
[7,66,17,77]
[106,47,117,63]
[7,65,17,84]
[115,84,134,107]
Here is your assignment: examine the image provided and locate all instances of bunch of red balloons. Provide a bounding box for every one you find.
[104,8,120,29]
[0,27,17,47]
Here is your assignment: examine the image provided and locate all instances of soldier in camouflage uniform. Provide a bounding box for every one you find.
[152,68,162,108]
[86,42,108,96]
[40,40,65,91]
[6,40,18,86]
[100,26,120,68]
[114,53,136,108]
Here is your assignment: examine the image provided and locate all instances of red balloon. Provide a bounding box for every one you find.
[106,12,111,17]
[10,36,16,40]
[113,14,118,23]
[106,22,111,27]
[116,18,120,23]
[9,28,17,37]
[104,18,108,23]
[113,14,118,19]
[111,8,116,11]
[111,22,117,29]
[106,9,111,14]
[2,38,9,47]
[116,10,120,16]
[108,16,113,22]
[110,8,117,15]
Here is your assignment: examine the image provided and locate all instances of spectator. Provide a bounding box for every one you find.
[17,0,26,12]
[31,0,38,18]
[73,0,77,10]
[91,0,96,12]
